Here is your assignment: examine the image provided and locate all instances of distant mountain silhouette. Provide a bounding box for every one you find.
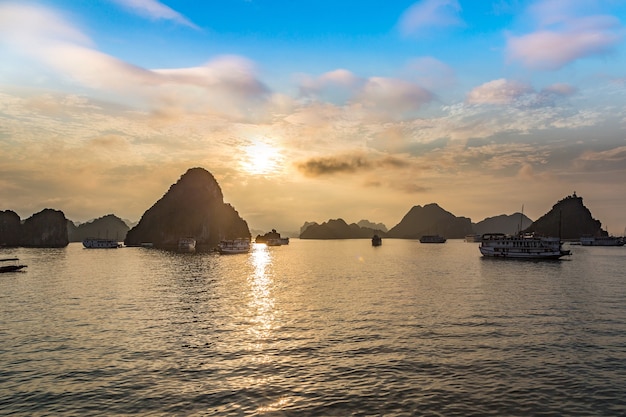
[0,209,69,247]
[300,221,317,236]
[473,213,533,235]
[357,220,388,232]
[67,214,130,242]
[386,203,473,239]
[523,193,603,239]
[300,218,383,239]
[124,167,250,249]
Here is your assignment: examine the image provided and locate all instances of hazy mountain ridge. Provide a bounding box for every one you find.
[300,219,384,239]
[473,213,533,236]
[67,214,130,242]
[299,195,608,240]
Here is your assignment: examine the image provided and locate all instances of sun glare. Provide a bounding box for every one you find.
[241,141,283,175]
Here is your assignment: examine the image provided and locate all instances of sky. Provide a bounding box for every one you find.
[1,0,625,235]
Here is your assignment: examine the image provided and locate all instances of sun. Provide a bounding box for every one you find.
[241,141,283,175]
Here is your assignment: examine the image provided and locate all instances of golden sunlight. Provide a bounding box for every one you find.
[241,141,283,175]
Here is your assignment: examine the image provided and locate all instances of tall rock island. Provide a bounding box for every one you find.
[523,193,604,239]
[124,167,250,249]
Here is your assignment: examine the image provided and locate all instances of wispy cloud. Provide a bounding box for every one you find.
[506,0,623,70]
[398,0,463,35]
[0,4,266,118]
[466,79,533,104]
[111,0,199,29]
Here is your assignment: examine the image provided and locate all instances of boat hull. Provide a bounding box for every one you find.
[82,238,121,248]
[218,239,251,254]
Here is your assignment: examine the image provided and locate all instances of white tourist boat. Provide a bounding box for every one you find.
[420,235,446,243]
[479,233,571,259]
[82,238,121,248]
[218,238,251,254]
[178,237,196,252]
[579,236,624,247]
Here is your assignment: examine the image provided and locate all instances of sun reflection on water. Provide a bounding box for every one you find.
[247,243,275,339]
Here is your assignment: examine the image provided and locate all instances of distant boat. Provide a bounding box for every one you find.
[178,237,196,252]
[579,236,624,247]
[420,235,446,243]
[372,234,382,246]
[256,229,288,246]
[218,238,251,254]
[464,234,481,242]
[479,233,571,259]
[0,258,27,273]
[83,238,121,248]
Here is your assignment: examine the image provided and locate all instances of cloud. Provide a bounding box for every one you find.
[0,3,92,47]
[111,0,199,29]
[354,77,433,115]
[297,70,433,118]
[506,1,623,70]
[295,154,409,177]
[466,78,533,104]
[0,4,267,118]
[398,0,463,35]
[541,83,576,96]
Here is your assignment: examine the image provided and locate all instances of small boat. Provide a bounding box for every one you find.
[218,238,251,254]
[479,233,571,259]
[279,237,290,245]
[579,235,624,246]
[464,234,481,242]
[82,238,121,248]
[178,237,196,252]
[0,258,27,273]
[372,234,382,246]
[420,235,446,243]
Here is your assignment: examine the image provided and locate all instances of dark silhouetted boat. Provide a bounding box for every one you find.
[0,258,27,273]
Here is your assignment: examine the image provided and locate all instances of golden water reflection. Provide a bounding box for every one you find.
[247,243,275,340]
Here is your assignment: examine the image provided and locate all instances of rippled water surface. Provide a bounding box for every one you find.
[2,240,626,416]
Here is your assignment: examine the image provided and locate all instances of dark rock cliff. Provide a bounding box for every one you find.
[0,210,21,247]
[20,209,69,247]
[386,203,473,239]
[523,194,603,239]
[124,167,250,248]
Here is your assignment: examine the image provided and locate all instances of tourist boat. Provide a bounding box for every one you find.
[218,238,251,254]
[0,258,27,273]
[372,234,382,246]
[178,237,196,252]
[266,238,282,246]
[479,233,571,259]
[464,234,481,242]
[420,235,446,243]
[279,237,290,245]
[82,238,121,248]
[579,236,624,246]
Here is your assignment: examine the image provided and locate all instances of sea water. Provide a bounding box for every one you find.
[1,240,626,416]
